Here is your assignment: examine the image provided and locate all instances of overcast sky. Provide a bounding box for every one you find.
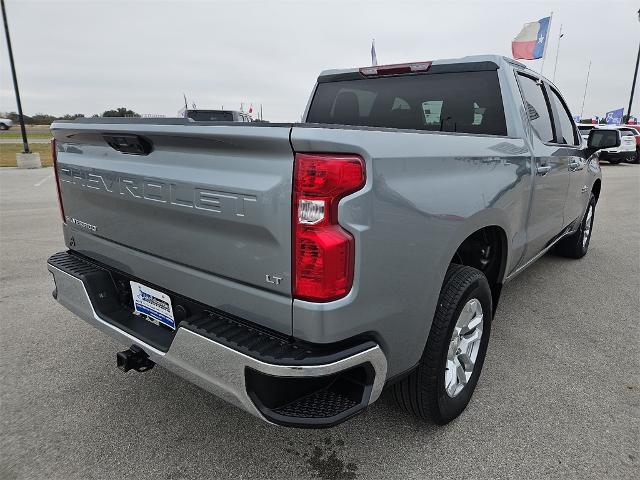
[1,0,639,122]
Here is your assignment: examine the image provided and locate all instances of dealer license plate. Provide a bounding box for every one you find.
[130,281,176,330]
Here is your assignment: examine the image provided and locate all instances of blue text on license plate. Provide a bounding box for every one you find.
[130,281,176,330]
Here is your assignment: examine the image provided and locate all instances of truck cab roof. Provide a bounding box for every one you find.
[318,54,530,80]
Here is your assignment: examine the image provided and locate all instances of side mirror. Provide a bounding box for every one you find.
[587,129,620,149]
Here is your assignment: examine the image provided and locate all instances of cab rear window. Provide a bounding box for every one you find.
[306,70,507,136]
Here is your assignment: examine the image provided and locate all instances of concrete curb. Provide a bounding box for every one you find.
[16,152,42,169]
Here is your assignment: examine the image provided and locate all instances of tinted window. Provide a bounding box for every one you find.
[589,129,618,147]
[516,74,554,143]
[620,130,634,137]
[306,71,507,135]
[187,110,234,121]
[549,88,578,145]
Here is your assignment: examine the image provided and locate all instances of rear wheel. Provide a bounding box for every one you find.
[0,123,8,130]
[392,264,492,425]
[555,193,596,259]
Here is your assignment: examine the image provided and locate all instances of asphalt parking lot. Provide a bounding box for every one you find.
[1,164,638,480]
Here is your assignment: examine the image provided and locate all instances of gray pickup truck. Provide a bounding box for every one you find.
[47,55,617,428]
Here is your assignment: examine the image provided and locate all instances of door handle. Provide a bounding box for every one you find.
[568,160,581,170]
[536,165,552,176]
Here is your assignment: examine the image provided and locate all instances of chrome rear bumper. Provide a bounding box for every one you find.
[48,257,387,427]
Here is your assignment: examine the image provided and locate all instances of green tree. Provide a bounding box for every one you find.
[59,113,85,120]
[29,113,56,124]
[2,111,33,124]
[102,108,140,118]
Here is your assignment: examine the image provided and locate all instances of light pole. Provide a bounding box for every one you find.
[626,8,640,123]
[1,0,29,153]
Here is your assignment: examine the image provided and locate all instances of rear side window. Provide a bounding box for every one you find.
[516,74,554,143]
[549,88,579,145]
[306,71,507,136]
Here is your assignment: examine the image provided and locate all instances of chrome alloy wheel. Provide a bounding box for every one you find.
[445,298,483,398]
[583,205,594,248]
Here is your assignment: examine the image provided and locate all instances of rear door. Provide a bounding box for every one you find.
[546,86,588,226]
[515,73,570,262]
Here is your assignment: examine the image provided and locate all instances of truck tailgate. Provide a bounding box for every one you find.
[51,121,294,334]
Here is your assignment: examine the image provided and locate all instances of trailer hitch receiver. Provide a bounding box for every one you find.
[116,345,155,373]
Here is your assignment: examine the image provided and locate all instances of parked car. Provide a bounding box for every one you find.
[47,55,615,428]
[185,109,253,122]
[595,126,637,164]
[619,125,640,163]
[0,117,13,130]
[577,123,596,141]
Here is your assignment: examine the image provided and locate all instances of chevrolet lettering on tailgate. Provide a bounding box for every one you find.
[58,166,257,217]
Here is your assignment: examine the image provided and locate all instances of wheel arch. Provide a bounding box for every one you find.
[592,178,601,203]
[449,225,508,313]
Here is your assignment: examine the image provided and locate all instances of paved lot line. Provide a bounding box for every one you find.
[33,173,53,187]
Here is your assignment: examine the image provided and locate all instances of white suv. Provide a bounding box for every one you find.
[619,126,640,164]
[590,126,636,164]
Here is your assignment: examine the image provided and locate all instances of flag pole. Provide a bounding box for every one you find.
[579,60,592,120]
[552,23,563,82]
[540,11,553,75]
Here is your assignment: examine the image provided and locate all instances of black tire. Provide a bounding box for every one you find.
[0,123,8,131]
[631,149,640,164]
[608,159,621,165]
[392,264,492,425]
[555,193,596,259]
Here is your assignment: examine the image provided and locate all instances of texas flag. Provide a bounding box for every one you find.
[512,17,550,60]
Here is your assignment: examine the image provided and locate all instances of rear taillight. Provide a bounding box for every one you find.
[293,153,366,302]
[51,139,66,223]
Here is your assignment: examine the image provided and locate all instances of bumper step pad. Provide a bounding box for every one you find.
[274,388,359,418]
